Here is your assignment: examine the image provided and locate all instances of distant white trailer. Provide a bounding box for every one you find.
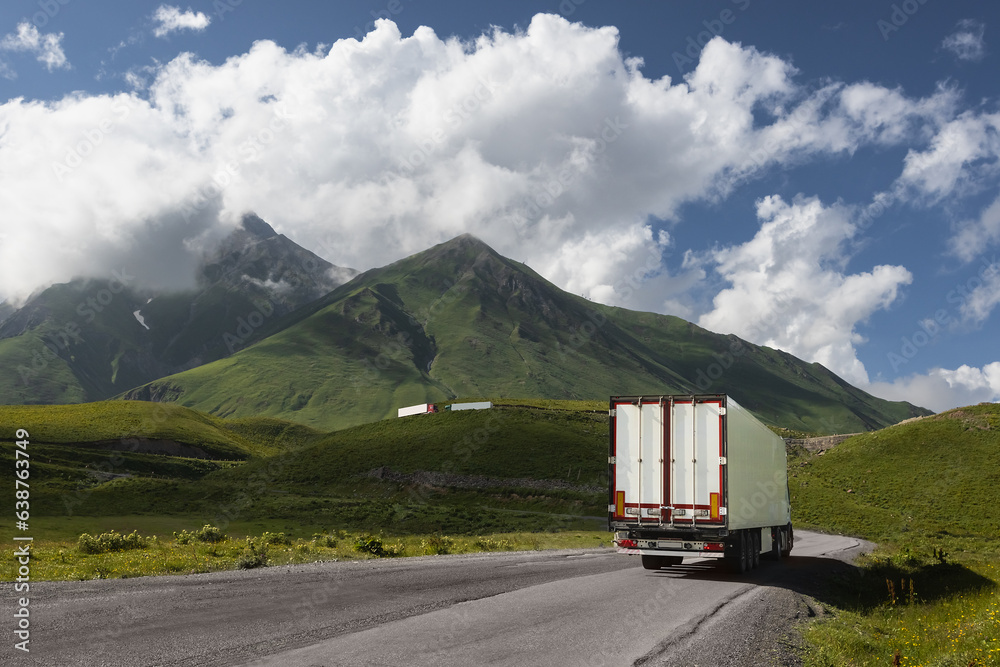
[447,401,492,411]
[397,403,437,418]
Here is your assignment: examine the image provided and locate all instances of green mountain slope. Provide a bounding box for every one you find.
[0,215,354,405]
[123,235,928,433]
[790,402,1000,543]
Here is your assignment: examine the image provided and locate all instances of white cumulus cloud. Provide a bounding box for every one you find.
[0,14,969,333]
[959,259,1000,327]
[893,110,1000,203]
[153,5,212,38]
[949,195,1000,263]
[698,195,913,386]
[0,22,69,73]
[942,19,987,62]
[867,362,1000,413]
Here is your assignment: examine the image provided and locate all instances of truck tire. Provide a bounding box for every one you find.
[767,526,782,560]
[780,524,794,558]
[751,530,761,569]
[641,555,683,570]
[641,555,665,570]
[726,532,748,573]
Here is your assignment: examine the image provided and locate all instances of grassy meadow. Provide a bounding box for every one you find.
[1,398,613,581]
[789,403,1000,666]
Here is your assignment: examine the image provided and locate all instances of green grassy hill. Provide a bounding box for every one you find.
[123,235,928,433]
[790,402,1000,546]
[14,400,608,536]
[0,402,327,518]
[0,401,325,459]
[789,406,1000,666]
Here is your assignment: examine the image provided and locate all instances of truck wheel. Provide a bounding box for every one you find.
[726,532,748,573]
[641,555,665,570]
[751,531,761,569]
[780,524,794,558]
[641,555,682,570]
[768,527,782,560]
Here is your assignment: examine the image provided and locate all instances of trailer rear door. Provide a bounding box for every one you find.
[610,396,727,527]
[610,399,664,523]
[667,397,726,526]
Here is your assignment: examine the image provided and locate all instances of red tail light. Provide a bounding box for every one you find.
[616,539,638,548]
[703,542,725,552]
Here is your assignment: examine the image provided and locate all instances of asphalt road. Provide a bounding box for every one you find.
[1,530,870,667]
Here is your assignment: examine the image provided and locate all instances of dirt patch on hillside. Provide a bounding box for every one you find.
[784,434,860,453]
[361,467,603,494]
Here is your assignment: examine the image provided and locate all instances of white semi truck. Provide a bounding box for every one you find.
[608,394,793,573]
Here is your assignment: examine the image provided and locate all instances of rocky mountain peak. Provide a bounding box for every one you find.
[240,213,279,240]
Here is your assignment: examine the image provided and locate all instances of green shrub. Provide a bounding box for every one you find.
[258,531,292,546]
[311,533,338,548]
[77,530,152,554]
[475,537,512,552]
[420,534,455,555]
[174,524,227,545]
[353,534,403,557]
[236,540,269,569]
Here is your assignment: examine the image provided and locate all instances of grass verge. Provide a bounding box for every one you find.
[800,544,999,666]
[2,525,611,582]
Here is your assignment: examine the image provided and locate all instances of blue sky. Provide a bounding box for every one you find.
[0,0,998,412]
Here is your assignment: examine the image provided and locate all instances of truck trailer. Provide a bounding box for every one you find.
[608,394,793,573]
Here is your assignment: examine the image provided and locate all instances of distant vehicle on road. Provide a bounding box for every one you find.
[397,403,438,418]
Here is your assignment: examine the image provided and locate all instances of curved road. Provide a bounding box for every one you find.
[2,531,869,666]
